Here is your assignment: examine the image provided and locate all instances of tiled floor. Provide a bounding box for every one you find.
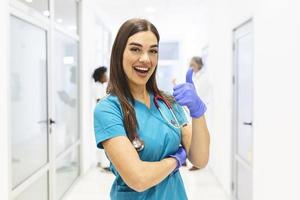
[63,166,231,200]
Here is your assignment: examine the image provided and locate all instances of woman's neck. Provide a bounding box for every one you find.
[130,85,150,106]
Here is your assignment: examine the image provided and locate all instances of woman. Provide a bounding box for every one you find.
[94,18,210,200]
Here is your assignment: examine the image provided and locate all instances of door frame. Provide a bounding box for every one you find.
[231,18,254,200]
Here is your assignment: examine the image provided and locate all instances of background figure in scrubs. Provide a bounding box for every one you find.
[92,66,108,103]
[92,66,110,171]
[188,56,213,171]
[94,18,210,200]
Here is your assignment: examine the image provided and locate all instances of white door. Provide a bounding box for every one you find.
[232,20,253,200]
[10,16,49,200]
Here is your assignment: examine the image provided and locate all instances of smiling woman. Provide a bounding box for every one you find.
[93,18,210,200]
[122,31,158,87]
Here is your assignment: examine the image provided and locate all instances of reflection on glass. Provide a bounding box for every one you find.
[10,16,48,188]
[54,31,79,156]
[56,148,80,200]
[15,0,49,17]
[15,174,48,200]
[55,0,78,34]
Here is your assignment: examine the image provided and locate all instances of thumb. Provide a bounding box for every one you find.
[186,68,194,84]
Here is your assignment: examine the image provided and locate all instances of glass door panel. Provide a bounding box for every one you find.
[53,31,79,156]
[14,174,48,200]
[56,148,80,200]
[10,16,48,188]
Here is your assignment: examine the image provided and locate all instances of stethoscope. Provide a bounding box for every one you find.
[132,93,188,152]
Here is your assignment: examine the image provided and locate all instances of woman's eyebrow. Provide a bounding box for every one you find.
[150,44,158,48]
[129,42,158,48]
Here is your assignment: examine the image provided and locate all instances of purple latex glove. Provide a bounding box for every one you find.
[169,146,187,171]
[186,67,194,84]
[173,68,206,118]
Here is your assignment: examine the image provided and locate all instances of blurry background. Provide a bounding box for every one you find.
[0,0,300,200]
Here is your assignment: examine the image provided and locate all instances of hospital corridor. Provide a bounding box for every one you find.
[1,0,300,200]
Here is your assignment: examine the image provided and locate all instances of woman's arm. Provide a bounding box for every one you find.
[102,136,177,192]
[173,68,210,169]
[181,115,210,168]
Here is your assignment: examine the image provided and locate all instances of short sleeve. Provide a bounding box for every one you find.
[94,97,126,149]
[172,103,189,126]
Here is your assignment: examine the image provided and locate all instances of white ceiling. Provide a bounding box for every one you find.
[94,0,208,35]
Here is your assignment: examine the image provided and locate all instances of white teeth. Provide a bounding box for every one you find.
[134,67,149,71]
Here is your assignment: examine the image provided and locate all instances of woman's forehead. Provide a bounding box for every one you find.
[127,31,158,46]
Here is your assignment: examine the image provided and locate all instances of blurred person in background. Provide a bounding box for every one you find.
[92,66,110,171]
[92,66,108,102]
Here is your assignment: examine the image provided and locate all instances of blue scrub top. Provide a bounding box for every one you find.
[94,92,188,200]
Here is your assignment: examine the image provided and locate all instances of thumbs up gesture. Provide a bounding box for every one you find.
[173,68,206,118]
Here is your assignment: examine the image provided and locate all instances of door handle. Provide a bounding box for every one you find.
[243,122,253,126]
[49,118,56,125]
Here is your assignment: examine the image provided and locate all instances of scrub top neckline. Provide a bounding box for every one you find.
[134,92,154,110]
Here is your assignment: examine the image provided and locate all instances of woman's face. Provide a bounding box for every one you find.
[190,59,201,73]
[122,31,158,88]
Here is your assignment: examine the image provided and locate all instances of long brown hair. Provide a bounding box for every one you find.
[107,18,173,142]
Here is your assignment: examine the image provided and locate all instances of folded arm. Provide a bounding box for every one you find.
[102,136,177,192]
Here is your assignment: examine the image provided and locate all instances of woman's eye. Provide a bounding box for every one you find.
[150,49,158,54]
[130,48,141,53]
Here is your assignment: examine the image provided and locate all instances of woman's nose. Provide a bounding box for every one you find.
[139,52,150,63]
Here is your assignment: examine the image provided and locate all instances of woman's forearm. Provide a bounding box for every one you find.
[188,116,210,168]
[181,116,210,168]
[103,136,178,193]
[132,158,177,192]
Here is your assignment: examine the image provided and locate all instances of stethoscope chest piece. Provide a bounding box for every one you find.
[132,137,144,152]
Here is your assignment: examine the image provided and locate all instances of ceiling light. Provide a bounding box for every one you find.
[25,0,33,3]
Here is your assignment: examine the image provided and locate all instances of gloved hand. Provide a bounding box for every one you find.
[173,68,207,118]
[185,67,194,84]
[169,146,187,172]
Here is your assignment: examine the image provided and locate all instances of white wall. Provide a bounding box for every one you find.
[253,0,300,199]
[206,0,300,199]
[79,0,99,174]
[206,0,234,195]
[0,0,10,199]
[79,0,113,174]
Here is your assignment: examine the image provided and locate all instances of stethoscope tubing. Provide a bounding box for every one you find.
[133,93,188,151]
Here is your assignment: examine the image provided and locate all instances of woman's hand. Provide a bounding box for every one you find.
[168,146,187,172]
[173,68,206,118]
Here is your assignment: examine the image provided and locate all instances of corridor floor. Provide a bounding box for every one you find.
[63,166,231,200]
